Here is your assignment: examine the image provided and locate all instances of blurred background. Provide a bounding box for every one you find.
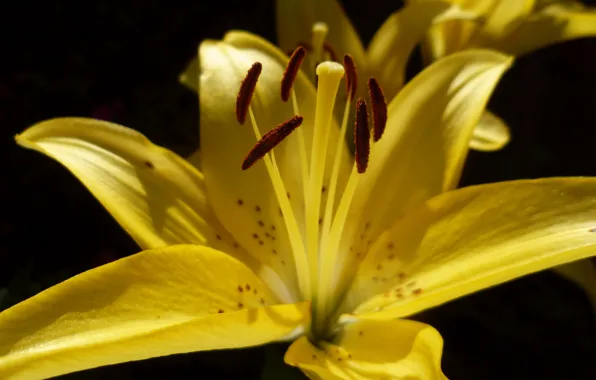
[1,0,596,378]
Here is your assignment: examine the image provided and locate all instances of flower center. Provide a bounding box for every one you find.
[235,41,387,340]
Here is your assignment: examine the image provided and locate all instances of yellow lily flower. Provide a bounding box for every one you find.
[274,0,512,152]
[274,0,596,310]
[5,31,596,380]
[411,0,596,62]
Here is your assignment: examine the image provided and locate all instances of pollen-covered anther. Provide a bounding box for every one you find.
[368,77,387,141]
[343,55,358,102]
[235,62,262,125]
[354,98,370,174]
[242,115,304,170]
[281,46,306,102]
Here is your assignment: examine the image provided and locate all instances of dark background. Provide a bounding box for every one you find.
[1,0,596,378]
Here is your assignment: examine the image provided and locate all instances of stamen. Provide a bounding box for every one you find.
[281,47,307,102]
[354,98,370,174]
[296,41,313,52]
[311,22,329,80]
[236,63,262,125]
[367,78,387,141]
[242,115,304,170]
[312,22,329,62]
[343,55,358,102]
[323,42,338,62]
[306,61,344,301]
[247,107,311,298]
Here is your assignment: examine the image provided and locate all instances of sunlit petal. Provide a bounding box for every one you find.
[15,118,218,250]
[199,33,350,298]
[332,50,512,294]
[0,245,310,380]
[285,319,445,379]
[275,0,366,71]
[368,0,477,100]
[468,111,511,151]
[471,0,536,46]
[413,0,498,61]
[496,3,596,56]
[341,178,596,319]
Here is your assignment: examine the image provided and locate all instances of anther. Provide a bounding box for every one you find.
[354,98,370,174]
[367,77,387,141]
[281,46,306,102]
[242,115,304,170]
[343,55,358,102]
[323,42,338,62]
[235,62,262,125]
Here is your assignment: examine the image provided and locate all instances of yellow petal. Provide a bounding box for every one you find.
[496,3,596,56]
[179,54,199,92]
[413,0,499,61]
[274,0,368,127]
[285,319,445,379]
[15,118,219,250]
[0,245,310,380]
[468,111,511,151]
[554,259,596,314]
[368,1,477,101]
[343,178,596,320]
[471,0,536,46]
[179,29,296,94]
[333,50,512,294]
[275,0,367,70]
[199,33,350,297]
[420,19,480,61]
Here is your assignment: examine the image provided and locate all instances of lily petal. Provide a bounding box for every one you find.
[496,3,596,56]
[471,0,536,46]
[0,245,310,380]
[179,55,199,92]
[413,0,499,61]
[335,50,512,292]
[275,0,367,71]
[368,0,477,101]
[15,118,294,297]
[199,33,350,298]
[468,111,511,151]
[15,118,218,250]
[554,259,596,313]
[343,178,596,319]
[285,319,445,379]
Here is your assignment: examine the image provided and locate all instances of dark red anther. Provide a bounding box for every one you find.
[281,46,306,102]
[343,55,358,102]
[323,42,338,62]
[236,62,262,125]
[242,115,304,170]
[367,77,387,142]
[354,98,370,174]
